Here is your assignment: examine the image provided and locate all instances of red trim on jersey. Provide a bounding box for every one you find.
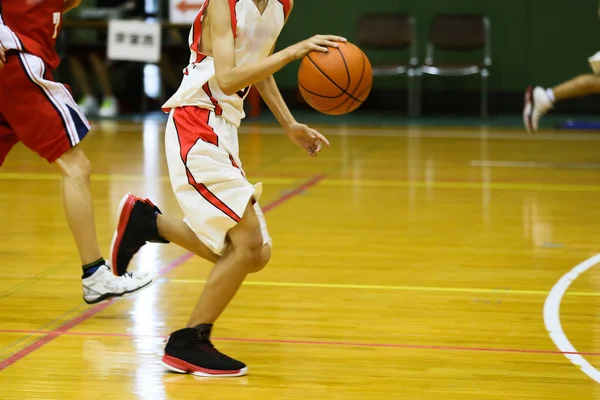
[202,82,223,116]
[172,107,241,223]
[190,0,210,63]
[228,0,238,38]
[278,0,291,19]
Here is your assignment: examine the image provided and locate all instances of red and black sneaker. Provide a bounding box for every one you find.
[162,325,248,377]
[109,193,169,276]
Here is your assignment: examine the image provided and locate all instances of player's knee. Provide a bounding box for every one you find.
[231,231,263,271]
[56,147,92,180]
[576,74,600,90]
[590,75,600,91]
[249,245,271,273]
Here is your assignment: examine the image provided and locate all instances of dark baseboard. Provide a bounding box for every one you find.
[278,88,600,116]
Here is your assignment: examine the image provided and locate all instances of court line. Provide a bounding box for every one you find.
[0,175,326,371]
[238,125,600,141]
[1,328,599,357]
[471,160,600,170]
[0,260,70,299]
[2,172,600,192]
[0,172,296,185]
[102,122,600,141]
[544,254,600,384]
[322,179,600,192]
[167,279,600,297]
[0,304,86,357]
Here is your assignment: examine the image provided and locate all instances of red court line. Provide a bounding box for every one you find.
[1,328,599,357]
[0,175,326,371]
[262,174,325,212]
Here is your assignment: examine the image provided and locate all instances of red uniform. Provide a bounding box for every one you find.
[0,0,90,165]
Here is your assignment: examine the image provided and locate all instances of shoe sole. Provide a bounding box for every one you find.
[161,355,248,377]
[109,193,137,276]
[523,86,534,134]
[83,274,157,305]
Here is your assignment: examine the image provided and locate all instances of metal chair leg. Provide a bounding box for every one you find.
[481,69,489,118]
[408,68,422,118]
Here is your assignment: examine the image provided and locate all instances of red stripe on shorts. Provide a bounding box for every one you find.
[173,107,218,147]
[229,154,245,177]
[173,107,241,222]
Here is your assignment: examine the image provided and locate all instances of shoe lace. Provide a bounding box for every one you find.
[104,264,134,279]
[196,341,228,359]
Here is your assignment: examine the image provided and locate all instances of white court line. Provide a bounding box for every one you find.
[544,254,600,384]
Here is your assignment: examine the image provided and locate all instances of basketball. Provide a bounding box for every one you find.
[298,41,373,115]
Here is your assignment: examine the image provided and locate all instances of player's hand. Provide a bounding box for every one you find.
[63,0,82,14]
[287,35,347,60]
[0,47,5,71]
[286,122,330,157]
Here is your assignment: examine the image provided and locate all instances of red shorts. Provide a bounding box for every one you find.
[0,52,90,166]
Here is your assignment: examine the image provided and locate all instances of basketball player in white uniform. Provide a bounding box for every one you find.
[109,0,345,376]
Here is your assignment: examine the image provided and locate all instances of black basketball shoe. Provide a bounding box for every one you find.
[162,325,248,377]
[109,193,169,276]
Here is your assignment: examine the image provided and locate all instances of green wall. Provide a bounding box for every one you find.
[274,0,600,92]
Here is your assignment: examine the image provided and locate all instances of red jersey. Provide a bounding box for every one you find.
[0,0,63,69]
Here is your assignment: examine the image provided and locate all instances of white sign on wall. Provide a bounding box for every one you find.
[169,0,205,24]
[107,19,162,63]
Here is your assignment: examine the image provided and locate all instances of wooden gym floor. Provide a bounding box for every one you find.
[1,120,600,399]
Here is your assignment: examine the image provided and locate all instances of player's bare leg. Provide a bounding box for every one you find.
[186,202,267,326]
[55,147,156,304]
[157,214,271,272]
[156,215,220,263]
[68,56,98,115]
[89,53,118,118]
[160,202,268,377]
[552,74,600,101]
[55,146,102,265]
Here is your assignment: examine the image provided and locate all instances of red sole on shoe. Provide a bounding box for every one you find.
[109,193,136,276]
[161,355,247,377]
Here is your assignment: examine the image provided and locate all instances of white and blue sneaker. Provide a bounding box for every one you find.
[82,264,156,304]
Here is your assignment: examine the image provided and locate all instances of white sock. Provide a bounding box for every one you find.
[546,88,555,103]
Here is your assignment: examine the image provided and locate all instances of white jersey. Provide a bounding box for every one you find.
[162,0,291,128]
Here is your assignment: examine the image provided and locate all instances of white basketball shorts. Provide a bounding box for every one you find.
[164,106,271,255]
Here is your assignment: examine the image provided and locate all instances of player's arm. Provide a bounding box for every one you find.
[254,1,298,132]
[255,55,330,157]
[254,2,330,157]
[255,73,296,130]
[210,0,344,96]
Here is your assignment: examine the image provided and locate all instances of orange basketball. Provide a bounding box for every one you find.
[298,41,372,115]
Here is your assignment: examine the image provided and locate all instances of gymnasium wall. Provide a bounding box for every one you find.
[59,0,600,114]
[276,0,600,91]
[272,0,600,113]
